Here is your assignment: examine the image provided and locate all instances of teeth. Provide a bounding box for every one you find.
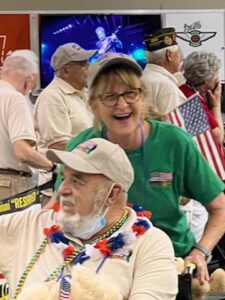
[115,114,130,117]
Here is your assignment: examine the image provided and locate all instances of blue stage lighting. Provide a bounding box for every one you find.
[41,43,47,53]
[132,48,145,60]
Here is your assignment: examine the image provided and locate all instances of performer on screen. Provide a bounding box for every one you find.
[95,26,123,57]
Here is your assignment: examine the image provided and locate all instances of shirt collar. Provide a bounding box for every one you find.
[53,76,86,95]
[147,63,179,85]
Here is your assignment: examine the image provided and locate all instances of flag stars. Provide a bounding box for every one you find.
[180,96,210,136]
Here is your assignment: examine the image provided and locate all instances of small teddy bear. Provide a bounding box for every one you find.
[17,281,55,300]
[175,257,225,300]
[50,264,123,300]
[192,268,225,300]
[17,264,123,300]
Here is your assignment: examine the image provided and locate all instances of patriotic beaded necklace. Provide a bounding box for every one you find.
[13,210,128,299]
[13,206,151,300]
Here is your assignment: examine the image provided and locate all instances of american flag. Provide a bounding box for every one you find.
[168,94,225,180]
[80,140,97,150]
[59,275,71,300]
[149,172,173,182]
[76,139,97,154]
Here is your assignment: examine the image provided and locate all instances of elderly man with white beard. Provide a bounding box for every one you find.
[0,138,178,300]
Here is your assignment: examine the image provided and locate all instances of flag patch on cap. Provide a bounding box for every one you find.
[77,140,97,154]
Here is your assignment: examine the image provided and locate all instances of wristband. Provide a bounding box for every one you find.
[192,243,212,262]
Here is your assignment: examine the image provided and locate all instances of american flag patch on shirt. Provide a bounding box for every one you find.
[149,172,173,183]
[59,275,71,300]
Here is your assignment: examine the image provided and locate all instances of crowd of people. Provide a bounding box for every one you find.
[0,26,225,300]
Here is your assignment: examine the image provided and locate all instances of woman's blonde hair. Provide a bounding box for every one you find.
[89,65,165,129]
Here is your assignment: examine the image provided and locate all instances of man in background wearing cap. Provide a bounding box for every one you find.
[0,138,177,299]
[34,43,97,205]
[142,27,186,114]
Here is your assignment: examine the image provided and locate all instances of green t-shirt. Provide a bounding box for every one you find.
[55,120,225,257]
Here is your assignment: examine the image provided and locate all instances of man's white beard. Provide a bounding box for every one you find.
[57,187,108,237]
[57,208,82,236]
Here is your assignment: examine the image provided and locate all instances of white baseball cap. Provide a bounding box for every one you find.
[46,138,134,192]
[50,43,97,71]
[87,52,143,89]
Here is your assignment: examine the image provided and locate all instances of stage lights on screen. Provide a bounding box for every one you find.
[53,24,73,35]
[41,43,47,53]
[132,48,146,61]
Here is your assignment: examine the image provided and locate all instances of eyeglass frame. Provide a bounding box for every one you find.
[98,88,142,107]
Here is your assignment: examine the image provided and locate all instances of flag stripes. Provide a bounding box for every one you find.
[168,94,225,180]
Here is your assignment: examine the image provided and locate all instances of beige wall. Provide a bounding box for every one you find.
[0,0,225,11]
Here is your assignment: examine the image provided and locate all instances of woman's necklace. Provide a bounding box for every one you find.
[12,210,129,299]
[102,122,146,150]
[102,122,149,210]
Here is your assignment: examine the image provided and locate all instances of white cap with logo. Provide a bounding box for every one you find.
[87,52,143,89]
[46,138,134,192]
[50,43,97,71]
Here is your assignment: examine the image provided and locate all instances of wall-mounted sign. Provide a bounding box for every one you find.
[0,14,30,65]
[164,12,225,80]
[176,21,216,47]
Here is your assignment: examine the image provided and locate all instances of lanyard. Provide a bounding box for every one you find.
[102,122,148,208]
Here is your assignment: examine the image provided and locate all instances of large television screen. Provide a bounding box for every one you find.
[39,14,161,88]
